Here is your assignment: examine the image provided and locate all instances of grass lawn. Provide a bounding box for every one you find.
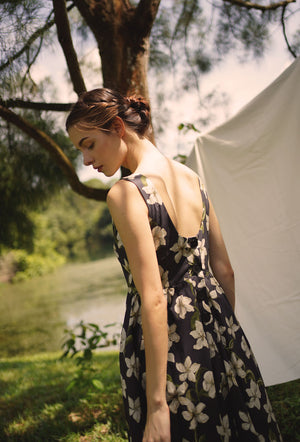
[0,351,299,441]
[0,351,127,441]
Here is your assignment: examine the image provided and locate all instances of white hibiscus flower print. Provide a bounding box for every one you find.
[225,315,240,339]
[246,379,262,409]
[166,381,188,413]
[180,398,209,429]
[208,290,221,313]
[216,414,231,442]
[152,226,167,249]
[142,181,163,205]
[198,238,207,268]
[202,301,213,324]
[241,335,251,358]
[170,237,193,263]
[206,332,217,358]
[174,295,194,319]
[197,271,206,289]
[128,396,141,423]
[168,323,180,350]
[176,356,200,382]
[213,320,226,345]
[231,352,246,379]
[163,286,175,303]
[123,258,133,285]
[238,411,257,434]
[159,266,169,287]
[119,327,126,353]
[129,294,141,327]
[190,320,208,350]
[224,360,238,389]
[115,230,123,248]
[168,353,175,363]
[263,396,276,423]
[209,275,224,293]
[125,353,139,379]
[140,337,145,350]
[202,371,216,398]
[160,267,175,302]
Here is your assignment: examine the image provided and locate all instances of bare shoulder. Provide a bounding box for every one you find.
[168,158,200,185]
[106,178,147,219]
[107,179,137,206]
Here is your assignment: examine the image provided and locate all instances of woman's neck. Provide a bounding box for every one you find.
[122,132,164,174]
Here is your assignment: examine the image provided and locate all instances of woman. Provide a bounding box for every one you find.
[66,88,282,442]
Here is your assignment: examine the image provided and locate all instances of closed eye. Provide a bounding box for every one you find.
[87,143,94,150]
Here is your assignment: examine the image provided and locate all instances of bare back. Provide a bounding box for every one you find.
[136,157,203,238]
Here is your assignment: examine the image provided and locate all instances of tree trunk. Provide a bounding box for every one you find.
[73,0,160,100]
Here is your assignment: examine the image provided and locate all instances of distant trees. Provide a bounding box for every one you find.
[0,179,114,282]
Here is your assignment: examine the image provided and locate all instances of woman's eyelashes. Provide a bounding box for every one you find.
[87,142,94,150]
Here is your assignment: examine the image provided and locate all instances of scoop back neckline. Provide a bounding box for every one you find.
[124,173,205,240]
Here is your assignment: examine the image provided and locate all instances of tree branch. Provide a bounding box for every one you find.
[0,99,73,112]
[134,0,161,38]
[0,3,75,73]
[281,4,298,57]
[223,0,296,11]
[0,105,108,202]
[52,0,87,95]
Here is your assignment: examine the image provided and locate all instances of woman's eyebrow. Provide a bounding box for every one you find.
[79,136,88,147]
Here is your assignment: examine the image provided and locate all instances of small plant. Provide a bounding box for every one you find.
[177,122,201,134]
[61,320,120,390]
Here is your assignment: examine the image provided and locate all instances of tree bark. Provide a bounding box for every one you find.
[0,105,108,201]
[73,0,161,99]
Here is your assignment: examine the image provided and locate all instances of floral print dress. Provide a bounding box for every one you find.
[113,174,282,442]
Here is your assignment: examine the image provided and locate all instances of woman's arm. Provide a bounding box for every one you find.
[107,180,170,442]
[208,200,235,311]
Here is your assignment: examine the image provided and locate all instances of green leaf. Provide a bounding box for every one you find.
[92,379,104,390]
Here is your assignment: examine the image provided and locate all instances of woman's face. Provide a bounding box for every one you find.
[68,125,127,177]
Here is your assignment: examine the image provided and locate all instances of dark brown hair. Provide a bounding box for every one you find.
[66,88,151,136]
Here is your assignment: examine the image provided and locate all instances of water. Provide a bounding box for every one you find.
[0,256,127,357]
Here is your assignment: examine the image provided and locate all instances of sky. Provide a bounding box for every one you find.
[32,14,297,183]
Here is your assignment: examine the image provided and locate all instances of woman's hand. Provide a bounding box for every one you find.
[142,402,171,442]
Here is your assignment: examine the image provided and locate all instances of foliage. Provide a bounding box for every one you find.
[0,177,114,281]
[9,247,65,283]
[61,321,121,392]
[0,109,80,252]
[40,179,114,261]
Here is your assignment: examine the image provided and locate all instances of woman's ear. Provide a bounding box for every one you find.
[111,116,125,137]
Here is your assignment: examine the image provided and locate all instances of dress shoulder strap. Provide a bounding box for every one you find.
[122,174,163,212]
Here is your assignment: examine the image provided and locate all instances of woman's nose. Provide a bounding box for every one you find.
[83,151,93,166]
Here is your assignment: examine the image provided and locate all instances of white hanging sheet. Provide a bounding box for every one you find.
[187,58,300,386]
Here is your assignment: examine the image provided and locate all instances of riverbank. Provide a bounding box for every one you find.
[0,256,126,357]
[0,351,299,441]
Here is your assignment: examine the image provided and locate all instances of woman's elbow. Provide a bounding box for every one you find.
[142,289,167,313]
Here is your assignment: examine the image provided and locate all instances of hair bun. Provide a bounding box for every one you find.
[127,96,150,114]
[123,95,151,135]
